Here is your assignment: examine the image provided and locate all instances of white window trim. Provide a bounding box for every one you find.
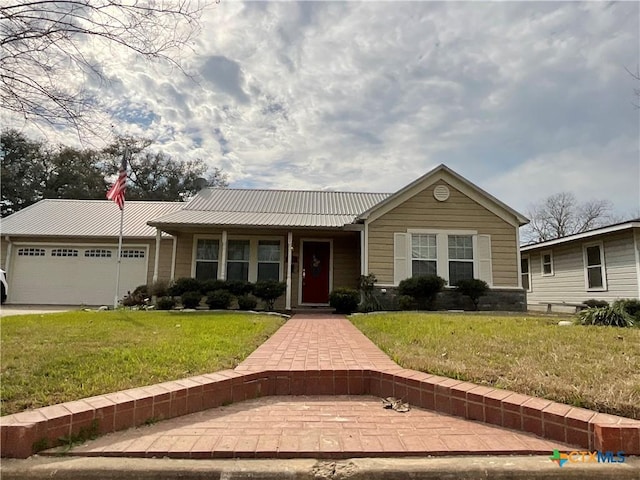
[191,235,222,279]
[583,241,607,291]
[541,250,554,277]
[230,236,284,283]
[406,229,478,286]
[521,254,532,292]
[410,233,437,277]
[257,239,284,282]
[192,235,285,283]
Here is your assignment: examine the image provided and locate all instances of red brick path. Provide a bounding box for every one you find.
[65,396,565,459]
[2,314,639,458]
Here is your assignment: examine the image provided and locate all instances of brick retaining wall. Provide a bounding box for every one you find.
[2,367,638,458]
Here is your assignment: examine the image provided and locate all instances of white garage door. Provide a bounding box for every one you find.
[9,245,149,305]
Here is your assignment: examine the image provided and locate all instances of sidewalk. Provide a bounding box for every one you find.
[45,314,578,458]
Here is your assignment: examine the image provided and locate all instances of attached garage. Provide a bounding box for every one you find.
[0,200,183,306]
[9,244,148,305]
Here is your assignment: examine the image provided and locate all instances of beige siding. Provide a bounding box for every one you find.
[172,229,361,308]
[527,230,639,304]
[368,180,519,287]
[147,238,175,284]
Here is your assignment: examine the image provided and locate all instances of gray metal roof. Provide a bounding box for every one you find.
[149,189,390,228]
[1,199,183,238]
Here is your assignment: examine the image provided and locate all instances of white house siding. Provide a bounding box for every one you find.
[526,230,639,306]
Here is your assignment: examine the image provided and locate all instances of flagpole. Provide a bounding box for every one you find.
[113,205,124,309]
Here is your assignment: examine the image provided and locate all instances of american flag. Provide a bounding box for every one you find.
[106,152,128,210]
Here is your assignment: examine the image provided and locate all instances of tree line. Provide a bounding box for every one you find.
[0,130,227,217]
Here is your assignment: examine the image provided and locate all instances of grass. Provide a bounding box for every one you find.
[1,310,284,416]
[350,312,640,419]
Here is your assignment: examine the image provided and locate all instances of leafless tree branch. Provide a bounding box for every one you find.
[522,192,617,244]
[0,0,205,136]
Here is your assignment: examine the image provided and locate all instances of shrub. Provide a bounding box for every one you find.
[398,275,446,310]
[156,296,176,310]
[396,294,416,311]
[613,298,640,321]
[148,280,169,298]
[584,299,609,308]
[237,294,258,311]
[226,280,254,296]
[121,284,148,307]
[206,289,234,310]
[201,279,228,295]
[359,273,382,312]
[575,304,635,328]
[168,278,202,297]
[329,288,360,314]
[254,281,286,311]
[455,279,489,311]
[180,291,202,309]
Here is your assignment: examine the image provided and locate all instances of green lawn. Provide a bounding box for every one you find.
[351,312,640,419]
[1,310,284,416]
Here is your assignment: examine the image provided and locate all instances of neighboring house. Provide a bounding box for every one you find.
[0,200,182,305]
[0,165,529,309]
[520,219,640,310]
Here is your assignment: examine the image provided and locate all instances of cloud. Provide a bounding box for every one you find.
[4,1,638,218]
[200,55,250,104]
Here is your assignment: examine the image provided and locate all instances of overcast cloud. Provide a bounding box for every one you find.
[6,1,640,218]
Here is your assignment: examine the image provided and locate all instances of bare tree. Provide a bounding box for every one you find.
[522,192,618,244]
[1,1,204,134]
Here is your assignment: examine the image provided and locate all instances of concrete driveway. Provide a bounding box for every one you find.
[0,305,79,317]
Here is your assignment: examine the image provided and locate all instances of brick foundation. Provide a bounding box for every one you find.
[373,287,527,312]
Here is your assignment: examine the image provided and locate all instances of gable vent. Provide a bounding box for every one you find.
[433,185,450,202]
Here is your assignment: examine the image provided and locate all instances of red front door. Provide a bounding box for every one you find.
[301,241,330,304]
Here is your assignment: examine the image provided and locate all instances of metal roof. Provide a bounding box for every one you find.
[149,189,391,228]
[1,200,184,238]
[521,219,640,251]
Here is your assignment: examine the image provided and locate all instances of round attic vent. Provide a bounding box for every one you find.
[433,185,450,202]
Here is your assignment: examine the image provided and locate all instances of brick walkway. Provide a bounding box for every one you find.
[236,315,399,372]
[55,314,577,459]
[66,396,565,459]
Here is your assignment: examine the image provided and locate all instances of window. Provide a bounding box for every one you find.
[541,251,553,276]
[84,249,112,258]
[584,243,606,290]
[226,240,250,281]
[257,240,281,281]
[121,249,145,258]
[411,234,437,277]
[51,248,78,257]
[448,235,474,285]
[18,248,46,256]
[521,256,531,291]
[195,239,219,281]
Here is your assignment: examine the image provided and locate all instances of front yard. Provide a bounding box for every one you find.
[2,310,638,420]
[0,310,284,415]
[350,312,640,419]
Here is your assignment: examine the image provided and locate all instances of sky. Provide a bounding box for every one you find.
[7,1,640,219]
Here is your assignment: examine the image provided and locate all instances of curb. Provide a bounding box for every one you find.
[1,456,639,480]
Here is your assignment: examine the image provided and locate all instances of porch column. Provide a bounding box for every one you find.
[219,230,228,280]
[152,229,161,283]
[360,229,366,276]
[4,236,12,272]
[285,231,293,310]
[170,235,177,281]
